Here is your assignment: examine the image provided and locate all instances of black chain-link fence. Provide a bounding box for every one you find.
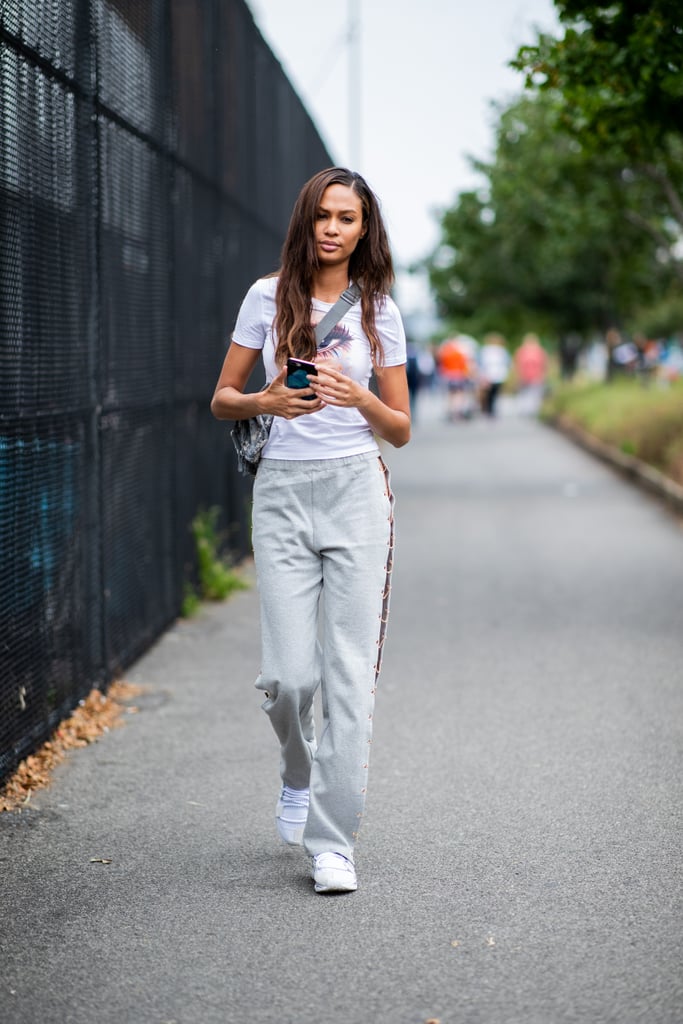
[0,0,331,782]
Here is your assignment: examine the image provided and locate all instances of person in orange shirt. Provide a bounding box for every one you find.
[437,336,476,420]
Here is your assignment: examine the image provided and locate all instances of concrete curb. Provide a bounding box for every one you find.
[547,415,683,518]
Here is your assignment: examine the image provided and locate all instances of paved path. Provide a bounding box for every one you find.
[2,391,682,1024]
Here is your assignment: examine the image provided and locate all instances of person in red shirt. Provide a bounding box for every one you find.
[514,333,548,415]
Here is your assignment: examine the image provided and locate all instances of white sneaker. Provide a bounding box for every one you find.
[312,852,358,893]
[275,786,309,846]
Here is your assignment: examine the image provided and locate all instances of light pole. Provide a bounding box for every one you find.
[348,0,361,169]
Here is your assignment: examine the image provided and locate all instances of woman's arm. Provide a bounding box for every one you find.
[210,342,324,421]
[309,363,411,448]
[210,343,264,420]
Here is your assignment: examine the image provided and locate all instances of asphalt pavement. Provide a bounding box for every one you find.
[2,389,682,1024]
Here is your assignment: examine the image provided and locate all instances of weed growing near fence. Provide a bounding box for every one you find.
[182,507,248,616]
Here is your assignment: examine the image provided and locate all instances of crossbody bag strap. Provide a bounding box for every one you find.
[313,283,361,345]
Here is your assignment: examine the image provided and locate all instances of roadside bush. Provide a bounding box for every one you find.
[542,378,683,485]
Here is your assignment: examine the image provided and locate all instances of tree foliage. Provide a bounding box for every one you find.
[427,1,683,349]
[427,92,671,344]
[514,1,683,146]
[512,1,683,274]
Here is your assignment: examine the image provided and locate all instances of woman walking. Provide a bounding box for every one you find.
[211,167,410,894]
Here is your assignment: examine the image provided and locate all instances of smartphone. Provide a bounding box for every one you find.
[286,357,318,399]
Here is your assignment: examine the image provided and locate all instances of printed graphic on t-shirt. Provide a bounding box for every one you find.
[314,320,354,364]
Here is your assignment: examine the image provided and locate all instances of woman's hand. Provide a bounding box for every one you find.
[310,363,411,447]
[308,364,364,408]
[263,367,324,419]
[211,343,322,421]
[211,343,409,446]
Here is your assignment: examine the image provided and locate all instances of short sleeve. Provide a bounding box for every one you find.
[231,279,268,350]
[377,296,407,367]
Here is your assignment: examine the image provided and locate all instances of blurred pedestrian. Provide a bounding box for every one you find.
[478,332,510,417]
[437,335,477,420]
[660,338,683,382]
[211,167,410,895]
[417,346,436,390]
[605,327,623,382]
[406,339,421,419]
[514,332,548,415]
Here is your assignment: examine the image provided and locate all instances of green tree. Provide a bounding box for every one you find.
[427,92,669,365]
[512,0,683,280]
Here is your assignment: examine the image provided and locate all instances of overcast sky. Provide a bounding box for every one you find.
[246,0,560,310]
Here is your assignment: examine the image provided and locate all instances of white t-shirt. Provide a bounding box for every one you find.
[479,343,511,384]
[231,276,407,460]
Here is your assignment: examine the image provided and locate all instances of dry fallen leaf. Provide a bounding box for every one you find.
[0,681,145,813]
[89,858,112,864]
[486,936,496,947]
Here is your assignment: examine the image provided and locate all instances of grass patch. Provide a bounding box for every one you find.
[182,506,249,616]
[180,583,202,619]
[542,377,683,485]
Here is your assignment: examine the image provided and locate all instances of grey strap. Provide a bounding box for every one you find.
[314,283,361,345]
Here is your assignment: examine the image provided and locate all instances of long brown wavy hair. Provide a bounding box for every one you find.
[273,167,394,367]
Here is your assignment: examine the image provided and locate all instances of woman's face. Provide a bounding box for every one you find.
[314,184,366,268]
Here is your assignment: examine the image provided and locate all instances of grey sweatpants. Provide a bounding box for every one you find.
[252,451,395,861]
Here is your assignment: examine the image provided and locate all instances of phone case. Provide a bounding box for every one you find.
[286,359,317,395]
